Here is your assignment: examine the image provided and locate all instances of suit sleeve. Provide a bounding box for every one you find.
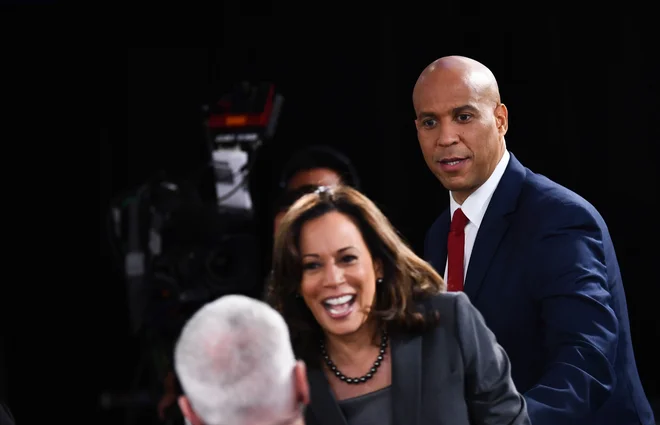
[524,208,618,425]
[455,292,531,425]
[0,402,14,425]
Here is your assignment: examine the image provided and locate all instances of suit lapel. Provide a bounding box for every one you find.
[464,153,525,301]
[306,368,348,425]
[463,215,510,300]
[390,333,422,425]
[429,212,450,278]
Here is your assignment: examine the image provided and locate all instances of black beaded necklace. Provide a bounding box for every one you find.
[320,330,388,384]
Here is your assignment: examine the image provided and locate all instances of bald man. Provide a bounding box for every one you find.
[415,56,654,425]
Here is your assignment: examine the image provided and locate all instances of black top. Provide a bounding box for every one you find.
[337,386,392,425]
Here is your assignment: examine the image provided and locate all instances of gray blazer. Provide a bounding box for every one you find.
[304,292,531,425]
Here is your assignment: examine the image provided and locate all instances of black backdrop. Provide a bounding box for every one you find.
[95,17,658,425]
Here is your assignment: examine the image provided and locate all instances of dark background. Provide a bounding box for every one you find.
[94,17,659,425]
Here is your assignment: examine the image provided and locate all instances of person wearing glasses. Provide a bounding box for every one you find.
[174,294,310,425]
[272,144,361,236]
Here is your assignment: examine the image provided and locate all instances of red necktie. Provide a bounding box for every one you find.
[447,208,469,292]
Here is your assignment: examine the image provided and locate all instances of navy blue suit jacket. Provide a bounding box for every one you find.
[424,153,654,425]
[0,402,13,425]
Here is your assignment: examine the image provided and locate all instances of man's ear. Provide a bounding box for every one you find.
[178,396,204,425]
[294,360,310,406]
[495,103,508,136]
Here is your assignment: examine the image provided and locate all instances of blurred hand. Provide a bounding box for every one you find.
[157,391,177,421]
[157,370,177,421]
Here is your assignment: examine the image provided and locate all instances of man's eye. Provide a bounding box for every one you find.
[457,114,472,122]
[422,119,437,127]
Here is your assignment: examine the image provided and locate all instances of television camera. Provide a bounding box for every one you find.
[101,82,283,423]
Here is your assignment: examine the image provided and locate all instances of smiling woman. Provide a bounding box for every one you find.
[299,210,384,340]
[268,185,531,425]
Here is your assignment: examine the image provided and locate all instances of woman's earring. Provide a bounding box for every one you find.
[376,278,383,284]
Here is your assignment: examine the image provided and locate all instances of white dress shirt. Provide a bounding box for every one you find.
[444,150,511,285]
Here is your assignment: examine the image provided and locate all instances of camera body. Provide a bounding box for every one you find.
[102,82,284,414]
[108,82,284,336]
[203,82,284,212]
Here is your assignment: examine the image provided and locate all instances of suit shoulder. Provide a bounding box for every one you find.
[426,291,467,308]
[521,168,606,226]
[424,292,472,323]
[417,292,485,343]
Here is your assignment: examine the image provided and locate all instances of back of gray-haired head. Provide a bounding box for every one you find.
[174,294,296,425]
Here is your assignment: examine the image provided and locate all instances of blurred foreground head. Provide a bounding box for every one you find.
[174,294,309,425]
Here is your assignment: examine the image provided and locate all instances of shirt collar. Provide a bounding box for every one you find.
[449,149,510,227]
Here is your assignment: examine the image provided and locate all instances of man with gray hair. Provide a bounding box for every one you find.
[174,294,309,425]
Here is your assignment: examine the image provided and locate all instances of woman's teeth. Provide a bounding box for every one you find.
[323,295,355,315]
[324,295,354,306]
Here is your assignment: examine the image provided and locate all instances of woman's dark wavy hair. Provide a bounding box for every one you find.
[268,185,446,367]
